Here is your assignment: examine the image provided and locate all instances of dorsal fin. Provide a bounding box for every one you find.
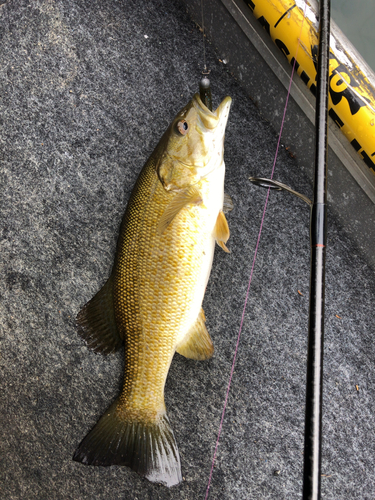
[76,275,123,354]
[176,308,214,360]
[157,186,202,234]
[213,210,230,253]
[223,192,234,214]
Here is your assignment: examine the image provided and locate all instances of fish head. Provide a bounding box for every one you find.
[157,94,232,192]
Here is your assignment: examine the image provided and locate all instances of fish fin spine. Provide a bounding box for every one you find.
[73,399,182,487]
[76,275,123,354]
[176,308,214,360]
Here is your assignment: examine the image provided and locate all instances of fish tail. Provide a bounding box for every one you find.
[73,399,182,487]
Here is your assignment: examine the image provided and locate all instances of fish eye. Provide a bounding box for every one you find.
[176,120,189,135]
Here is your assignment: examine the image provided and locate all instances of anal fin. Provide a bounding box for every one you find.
[213,210,230,253]
[76,275,123,354]
[176,308,214,360]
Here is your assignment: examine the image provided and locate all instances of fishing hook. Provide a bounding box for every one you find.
[249,176,312,205]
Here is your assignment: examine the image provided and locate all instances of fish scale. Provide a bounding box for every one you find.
[73,93,232,486]
[115,162,208,415]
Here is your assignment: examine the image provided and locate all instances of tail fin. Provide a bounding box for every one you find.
[73,399,182,487]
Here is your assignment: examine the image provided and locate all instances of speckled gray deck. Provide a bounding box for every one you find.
[0,1,374,499]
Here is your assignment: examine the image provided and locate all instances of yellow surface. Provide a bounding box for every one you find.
[247,0,375,172]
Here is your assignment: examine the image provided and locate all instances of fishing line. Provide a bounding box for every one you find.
[204,4,308,498]
[200,0,207,73]
[199,0,212,111]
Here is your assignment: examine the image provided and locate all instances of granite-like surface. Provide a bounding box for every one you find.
[1,0,374,499]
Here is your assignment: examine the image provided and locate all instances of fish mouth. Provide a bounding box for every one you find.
[193,94,232,131]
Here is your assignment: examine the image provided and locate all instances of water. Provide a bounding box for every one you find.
[331,0,375,73]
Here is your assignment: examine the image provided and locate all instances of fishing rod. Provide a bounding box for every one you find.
[303,0,330,498]
[250,4,331,496]
[200,0,330,497]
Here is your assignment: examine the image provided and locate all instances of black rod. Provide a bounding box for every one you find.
[303,0,330,499]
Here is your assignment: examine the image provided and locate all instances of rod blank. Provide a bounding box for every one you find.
[303,1,331,499]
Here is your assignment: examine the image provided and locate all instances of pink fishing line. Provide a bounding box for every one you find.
[204,6,307,499]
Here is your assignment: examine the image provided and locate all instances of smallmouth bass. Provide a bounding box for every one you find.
[73,93,232,486]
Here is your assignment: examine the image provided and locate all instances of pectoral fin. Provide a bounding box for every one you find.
[158,186,202,234]
[176,308,214,360]
[213,210,230,253]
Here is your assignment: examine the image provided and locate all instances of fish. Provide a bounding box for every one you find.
[73,92,232,487]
